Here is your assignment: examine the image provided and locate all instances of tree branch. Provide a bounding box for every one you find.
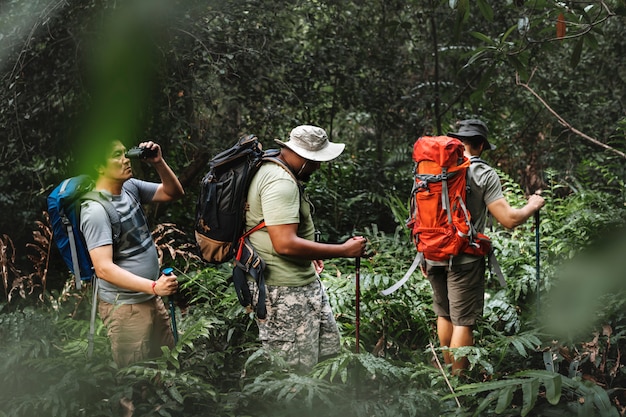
[515,70,626,160]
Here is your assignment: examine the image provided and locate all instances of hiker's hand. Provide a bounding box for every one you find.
[138,141,162,164]
[313,259,324,274]
[528,193,545,211]
[343,236,367,258]
[153,273,178,296]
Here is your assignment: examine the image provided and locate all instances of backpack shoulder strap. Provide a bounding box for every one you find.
[466,156,491,192]
[79,191,121,359]
[262,154,299,184]
[80,191,122,244]
[470,156,489,166]
[380,252,423,296]
[467,157,504,284]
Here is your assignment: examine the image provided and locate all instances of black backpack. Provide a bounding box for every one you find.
[195,135,295,318]
[196,135,268,263]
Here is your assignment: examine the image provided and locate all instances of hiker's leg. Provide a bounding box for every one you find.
[250,280,338,371]
[447,258,485,374]
[426,264,452,364]
[99,301,152,367]
[437,316,453,364]
[317,280,341,360]
[450,324,473,373]
[252,283,302,369]
[149,297,175,358]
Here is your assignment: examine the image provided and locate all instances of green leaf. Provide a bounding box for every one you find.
[457,0,470,23]
[474,390,498,416]
[543,373,562,405]
[588,383,616,413]
[511,338,528,357]
[470,31,495,44]
[465,48,491,68]
[521,378,540,416]
[584,32,599,49]
[498,26,516,46]
[452,378,526,397]
[495,384,516,413]
[571,37,584,68]
[168,385,184,404]
[476,0,494,22]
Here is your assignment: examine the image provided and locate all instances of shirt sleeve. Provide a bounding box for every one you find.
[80,201,113,250]
[471,163,504,206]
[124,178,158,204]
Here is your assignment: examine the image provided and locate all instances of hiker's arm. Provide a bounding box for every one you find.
[487,194,545,229]
[139,141,185,202]
[152,159,185,202]
[267,223,365,259]
[88,245,178,296]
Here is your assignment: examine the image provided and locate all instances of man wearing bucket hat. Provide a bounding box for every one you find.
[423,118,545,374]
[244,124,366,370]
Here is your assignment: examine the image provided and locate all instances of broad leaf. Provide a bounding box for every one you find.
[495,384,516,413]
[521,378,540,416]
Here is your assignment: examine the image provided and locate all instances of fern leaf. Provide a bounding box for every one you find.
[588,383,616,414]
[520,378,540,416]
[451,377,526,397]
[511,338,528,357]
[544,373,562,405]
[495,384,515,413]
[473,390,498,417]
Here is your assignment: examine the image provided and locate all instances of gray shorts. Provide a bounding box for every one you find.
[426,258,486,326]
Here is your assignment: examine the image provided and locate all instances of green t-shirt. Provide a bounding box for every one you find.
[245,162,316,286]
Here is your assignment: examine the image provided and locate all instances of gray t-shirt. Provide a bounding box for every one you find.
[80,178,159,304]
[427,158,504,265]
[466,158,504,234]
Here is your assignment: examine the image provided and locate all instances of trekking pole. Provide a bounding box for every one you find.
[534,210,541,315]
[355,256,361,354]
[162,267,179,344]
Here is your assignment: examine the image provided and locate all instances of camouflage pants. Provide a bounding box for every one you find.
[248,278,341,371]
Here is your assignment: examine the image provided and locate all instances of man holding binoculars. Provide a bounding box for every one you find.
[80,140,184,367]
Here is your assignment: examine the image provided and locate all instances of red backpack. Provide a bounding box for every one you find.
[407,135,491,262]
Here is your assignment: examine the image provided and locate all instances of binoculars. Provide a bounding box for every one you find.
[125,146,158,159]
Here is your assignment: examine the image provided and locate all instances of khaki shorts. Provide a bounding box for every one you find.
[99,296,174,367]
[248,279,341,371]
[426,258,486,326]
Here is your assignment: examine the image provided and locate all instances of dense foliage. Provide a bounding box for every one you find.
[1,181,625,416]
[1,0,625,416]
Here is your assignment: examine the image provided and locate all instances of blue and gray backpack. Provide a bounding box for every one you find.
[48,174,122,356]
[47,174,121,290]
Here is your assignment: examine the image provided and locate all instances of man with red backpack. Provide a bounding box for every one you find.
[423,119,544,374]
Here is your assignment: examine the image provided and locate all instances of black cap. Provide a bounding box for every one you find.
[448,119,496,151]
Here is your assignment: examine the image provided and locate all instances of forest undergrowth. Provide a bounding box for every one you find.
[0,178,625,417]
